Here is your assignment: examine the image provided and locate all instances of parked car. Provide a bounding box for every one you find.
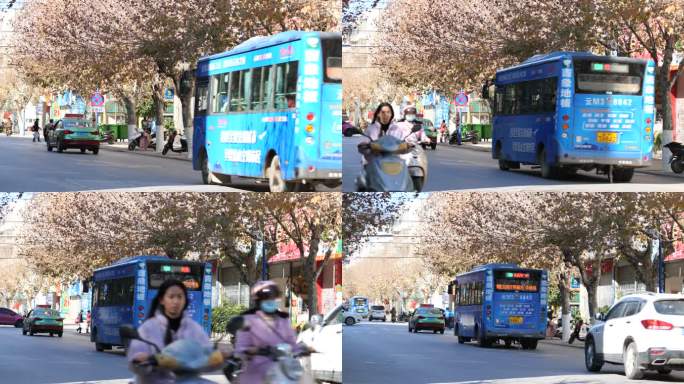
[297,304,343,384]
[0,307,23,327]
[408,307,445,334]
[369,305,386,322]
[341,306,364,326]
[47,116,101,154]
[22,307,64,337]
[584,293,684,379]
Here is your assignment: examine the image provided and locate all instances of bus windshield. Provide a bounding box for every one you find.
[574,59,644,95]
[322,36,341,83]
[494,270,540,292]
[147,262,203,291]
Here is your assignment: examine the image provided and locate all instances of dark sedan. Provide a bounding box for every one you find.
[0,307,23,327]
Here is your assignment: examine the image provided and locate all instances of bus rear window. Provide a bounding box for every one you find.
[574,59,644,95]
[322,37,341,83]
[494,270,540,292]
[147,262,203,291]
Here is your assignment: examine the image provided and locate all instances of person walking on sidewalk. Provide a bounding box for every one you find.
[86,310,91,334]
[75,310,83,334]
[31,120,40,142]
[439,120,447,143]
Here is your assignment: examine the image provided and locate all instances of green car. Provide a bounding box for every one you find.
[22,308,64,337]
[47,117,101,154]
[408,307,445,334]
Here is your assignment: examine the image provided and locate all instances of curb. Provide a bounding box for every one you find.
[99,144,192,163]
[441,143,683,179]
[539,338,584,349]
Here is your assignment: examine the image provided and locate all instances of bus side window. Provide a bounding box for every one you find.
[195,81,209,115]
[251,66,273,111]
[230,70,250,112]
[211,74,229,114]
[275,61,299,109]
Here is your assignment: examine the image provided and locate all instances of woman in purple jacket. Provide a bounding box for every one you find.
[126,279,214,384]
[234,280,304,384]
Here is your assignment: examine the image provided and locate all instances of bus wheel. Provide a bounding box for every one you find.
[268,155,294,192]
[201,152,213,185]
[498,158,510,171]
[539,148,559,179]
[505,339,512,348]
[612,167,634,183]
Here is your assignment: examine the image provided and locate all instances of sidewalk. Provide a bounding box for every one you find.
[444,142,684,179]
[100,142,191,163]
[539,337,585,349]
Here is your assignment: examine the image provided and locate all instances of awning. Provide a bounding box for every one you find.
[269,239,342,264]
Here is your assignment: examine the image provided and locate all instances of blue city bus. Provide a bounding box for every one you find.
[90,255,212,352]
[349,296,370,319]
[490,52,655,182]
[453,264,548,349]
[192,31,342,192]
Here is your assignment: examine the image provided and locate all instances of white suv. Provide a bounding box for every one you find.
[585,293,684,379]
[369,305,386,322]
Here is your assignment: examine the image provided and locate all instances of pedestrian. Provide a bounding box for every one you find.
[31,120,40,142]
[86,310,91,334]
[568,318,583,344]
[75,310,83,334]
[439,120,447,143]
[390,307,396,322]
[43,119,54,143]
[456,124,462,145]
[140,127,150,151]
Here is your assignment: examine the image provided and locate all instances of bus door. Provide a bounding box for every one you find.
[569,59,650,161]
[192,77,209,171]
[491,270,541,332]
[316,36,342,164]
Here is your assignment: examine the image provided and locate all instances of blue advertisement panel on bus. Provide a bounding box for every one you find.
[192,31,342,191]
[90,256,212,350]
[454,264,548,348]
[492,52,655,182]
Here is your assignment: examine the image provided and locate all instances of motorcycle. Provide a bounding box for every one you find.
[449,128,480,145]
[128,130,157,151]
[664,141,684,174]
[100,130,115,145]
[119,325,226,384]
[356,124,427,192]
[162,130,188,155]
[4,126,12,136]
[225,316,314,384]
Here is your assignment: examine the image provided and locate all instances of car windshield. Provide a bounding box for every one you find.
[62,119,92,130]
[653,299,684,315]
[417,308,441,315]
[34,309,59,318]
[371,306,384,311]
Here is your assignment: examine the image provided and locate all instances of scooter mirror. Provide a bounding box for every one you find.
[119,324,140,341]
[226,315,247,335]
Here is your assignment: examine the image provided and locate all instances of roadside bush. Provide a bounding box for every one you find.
[211,303,247,335]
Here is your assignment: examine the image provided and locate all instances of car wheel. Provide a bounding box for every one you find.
[383,318,386,322]
[624,342,644,380]
[345,317,355,326]
[80,148,86,153]
[49,333,53,337]
[433,330,438,334]
[657,368,672,375]
[585,337,603,372]
[92,147,99,155]
[440,329,445,334]
[58,332,63,338]
[14,320,22,328]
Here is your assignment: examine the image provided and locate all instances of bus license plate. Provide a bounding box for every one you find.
[597,132,618,144]
[509,316,523,325]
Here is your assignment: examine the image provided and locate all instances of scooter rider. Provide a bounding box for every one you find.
[127,279,227,384]
[396,106,430,146]
[358,103,426,164]
[234,280,307,384]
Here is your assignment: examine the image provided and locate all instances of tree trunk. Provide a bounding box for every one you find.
[151,82,165,152]
[659,38,676,170]
[173,71,196,159]
[560,272,571,342]
[121,95,138,140]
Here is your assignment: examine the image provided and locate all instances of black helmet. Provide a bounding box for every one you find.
[403,106,417,115]
[251,280,281,301]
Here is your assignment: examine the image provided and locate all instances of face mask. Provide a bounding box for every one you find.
[405,114,416,122]
[260,300,278,313]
